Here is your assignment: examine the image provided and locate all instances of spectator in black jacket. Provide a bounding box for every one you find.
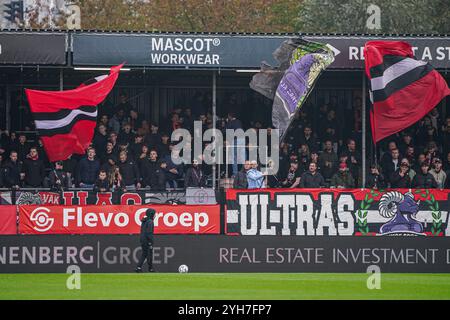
[300,162,325,188]
[280,160,302,188]
[412,161,438,188]
[135,208,155,273]
[118,151,141,191]
[14,134,30,162]
[366,164,386,189]
[185,159,206,188]
[49,161,70,191]
[93,124,108,156]
[382,148,401,184]
[233,160,249,189]
[390,161,411,188]
[140,149,166,190]
[2,151,21,188]
[76,147,100,188]
[21,147,45,188]
[93,170,111,193]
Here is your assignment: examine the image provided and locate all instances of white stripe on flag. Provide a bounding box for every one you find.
[370,58,427,91]
[35,108,98,130]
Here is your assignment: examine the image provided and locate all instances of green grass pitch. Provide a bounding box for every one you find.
[0,273,449,300]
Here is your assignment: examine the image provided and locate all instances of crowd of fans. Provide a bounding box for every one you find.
[0,91,449,191]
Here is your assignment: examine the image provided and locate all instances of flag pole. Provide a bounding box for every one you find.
[362,72,367,188]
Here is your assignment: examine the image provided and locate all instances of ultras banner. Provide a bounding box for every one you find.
[226,188,450,236]
[19,205,220,235]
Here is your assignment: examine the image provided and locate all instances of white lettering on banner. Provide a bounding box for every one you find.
[447,249,450,264]
[337,194,354,235]
[274,195,293,235]
[259,194,275,235]
[239,194,259,235]
[153,211,209,232]
[63,208,130,228]
[347,45,450,62]
[150,53,219,65]
[316,194,337,236]
[151,37,216,52]
[150,37,220,65]
[0,246,95,265]
[294,195,315,235]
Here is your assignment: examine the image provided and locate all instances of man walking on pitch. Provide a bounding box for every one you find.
[135,208,156,273]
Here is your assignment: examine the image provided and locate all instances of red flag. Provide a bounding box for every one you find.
[364,41,450,143]
[25,64,123,162]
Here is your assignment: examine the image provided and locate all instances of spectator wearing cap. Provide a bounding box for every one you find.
[429,158,446,189]
[330,162,355,188]
[49,161,70,191]
[300,162,325,188]
[185,159,206,188]
[412,161,438,189]
[280,160,302,188]
[247,160,265,189]
[390,159,411,188]
[366,164,386,189]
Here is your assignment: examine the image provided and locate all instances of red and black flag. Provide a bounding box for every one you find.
[364,41,450,143]
[25,64,123,162]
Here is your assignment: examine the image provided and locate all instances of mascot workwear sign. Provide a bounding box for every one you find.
[226,188,450,236]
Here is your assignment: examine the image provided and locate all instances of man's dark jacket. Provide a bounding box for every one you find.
[22,158,45,187]
[140,209,155,244]
[2,159,21,187]
[140,158,166,190]
[118,160,140,186]
[300,171,325,188]
[76,157,100,185]
[185,166,205,188]
[233,169,248,189]
[390,170,411,188]
[412,172,438,189]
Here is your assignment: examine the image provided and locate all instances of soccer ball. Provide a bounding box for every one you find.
[178,264,189,273]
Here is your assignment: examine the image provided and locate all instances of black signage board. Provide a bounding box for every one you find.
[0,32,67,65]
[1,235,449,273]
[72,33,450,70]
